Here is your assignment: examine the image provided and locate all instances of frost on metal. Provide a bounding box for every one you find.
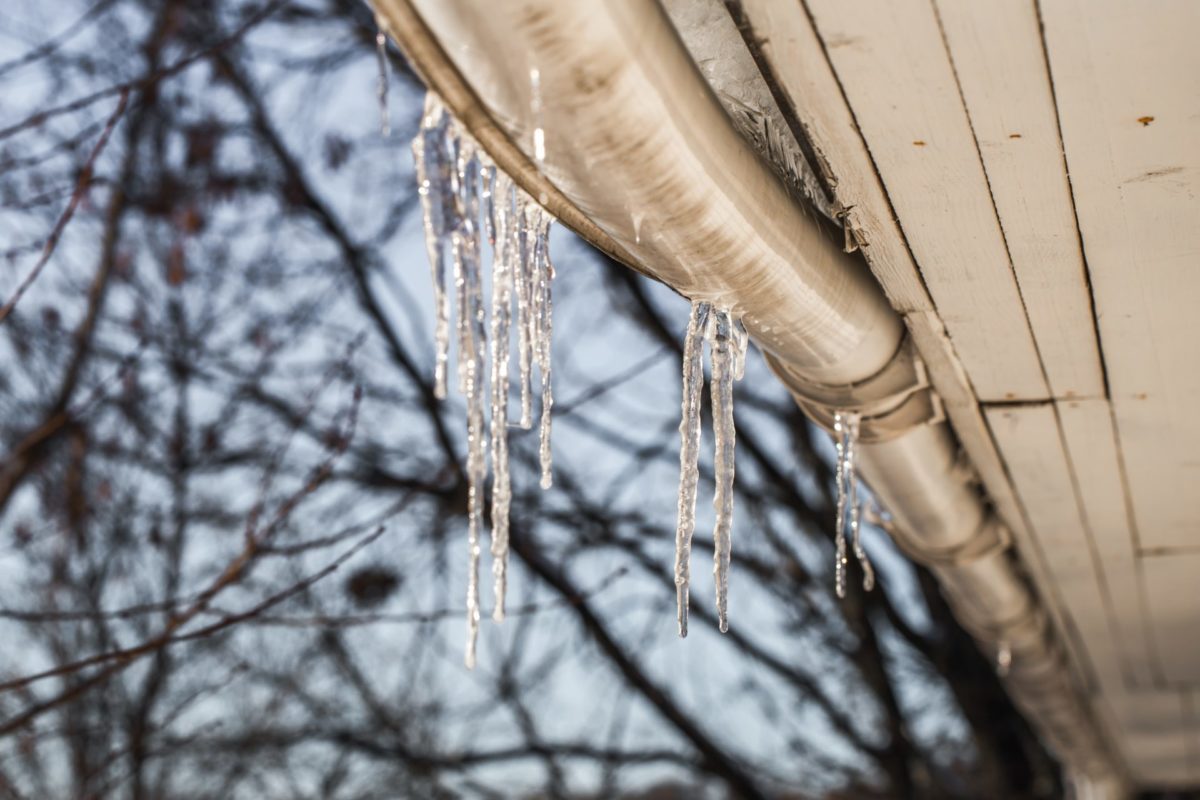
[674,302,748,637]
[412,92,556,667]
[660,0,838,222]
[833,411,875,599]
[720,94,838,222]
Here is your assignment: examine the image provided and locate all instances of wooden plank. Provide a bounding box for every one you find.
[1057,399,1160,687]
[907,312,1093,690]
[732,0,933,313]
[1041,0,1200,550]
[906,314,1024,532]
[805,0,1048,402]
[933,0,1105,400]
[986,403,1125,693]
[1102,690,1192,785]
[1141,553,1200,685]
[1189,691,1200,785]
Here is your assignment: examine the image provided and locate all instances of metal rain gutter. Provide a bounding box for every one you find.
[371,0,1126,791]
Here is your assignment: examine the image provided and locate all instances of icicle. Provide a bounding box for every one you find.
[453,230,487,668]
[488,171,514,622]
[674,300,710,637]
[731,317,749,381]
[452,137,482,394]
[833,411,874,598]
[481,163,496,246]
[533,209,555,490]
[672,303,747,635]
[833,412,852,598]
[997,640,1012,677]
[449,123,489,668]
[375,25,391,138]
[411,90,562,664]
[707,308,737,633]
[846,416,875,593]
[514,198,535,429]
[412,96,452,398]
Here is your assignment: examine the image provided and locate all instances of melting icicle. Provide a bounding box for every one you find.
[482,164,496,246]
[375,25,391,138]
[453,141,487,662]
[488,169,514,622]
[411,90,559,664]
[457,138,488,668]
[532,209,555,489]
[674,300,710,637]
[731,317,749,381]
[412,95,452,399]
[847,429,875,594]
[833,411,853,598]
[673,303,748,636]
[997,640,1013,677]
[833,411,875,598]
[453,229,486,668]
[708,308,740,633]
[514,203,535,429]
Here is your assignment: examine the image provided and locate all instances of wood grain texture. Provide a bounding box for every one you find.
[907,312,1095,688]
[986,403,1125,693]
[1189,691,1200,784]
[805,0,1048,402]
[1057,398,1160,687]
[905,314,1025,529]
[1141,553,1200,686]
[1101,691,1193,785]
[1042,0,1200,551]
[934,0,1106,399]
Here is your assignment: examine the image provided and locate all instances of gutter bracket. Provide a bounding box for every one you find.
[764,334,945,443]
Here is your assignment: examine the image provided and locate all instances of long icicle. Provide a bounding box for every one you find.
[833,411,852,599]
[455,136,488,669]
[731,317,749,381]
[844,412,875,592]
[674,300,710,637]
[533,209,555,489]
[833,411,874,598]
[708,308,737,633]
[412,96,451,399]
[453,231,481,668]
[488,170,514,621]
[514,201,535,429]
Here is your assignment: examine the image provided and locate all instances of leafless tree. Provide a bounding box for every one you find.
[0,1,1061,798]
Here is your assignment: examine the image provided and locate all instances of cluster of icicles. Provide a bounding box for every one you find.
[412,94,875,665]
[413,93,556,668]
[673,301,748,636]
[671,311,875,636]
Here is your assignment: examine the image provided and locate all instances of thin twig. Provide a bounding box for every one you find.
[0,89,129,326]
[0,0,287,144]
